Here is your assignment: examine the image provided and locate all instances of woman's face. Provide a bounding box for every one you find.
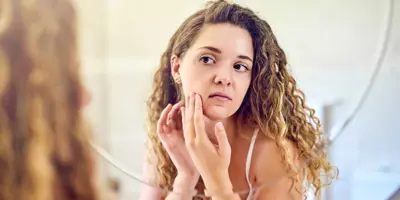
[171,23,254,121]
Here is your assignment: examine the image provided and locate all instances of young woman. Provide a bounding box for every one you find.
[141,0,337,199]
[0,0,100,199]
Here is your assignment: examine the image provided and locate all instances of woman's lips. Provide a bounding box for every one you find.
[209,92,232,102]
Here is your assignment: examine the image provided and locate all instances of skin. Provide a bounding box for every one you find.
[140,23,303,200]
[82,86,92,107]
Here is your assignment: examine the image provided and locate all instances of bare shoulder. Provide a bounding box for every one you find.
[251,135,304,200]
[252,136,300,174]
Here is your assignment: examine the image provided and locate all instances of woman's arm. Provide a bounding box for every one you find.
[253,175,303,200]
[138,160,163,200]
[204,179,241,200]
[165,174,199,200]
[139,156,198,200]
[252,140,304,200]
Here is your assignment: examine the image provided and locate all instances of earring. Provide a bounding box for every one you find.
[174,76,181,84]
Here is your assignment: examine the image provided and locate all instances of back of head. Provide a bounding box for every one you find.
[0,0,99,200]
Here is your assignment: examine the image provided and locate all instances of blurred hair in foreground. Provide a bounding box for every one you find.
[0,0,100,199]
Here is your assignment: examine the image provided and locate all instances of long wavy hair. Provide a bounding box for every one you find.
[147,0,337,198]
[0,0,100,200]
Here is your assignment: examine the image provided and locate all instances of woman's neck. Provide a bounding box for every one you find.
[203,116,240,145]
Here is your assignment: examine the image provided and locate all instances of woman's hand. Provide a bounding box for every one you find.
[183,93,234,197]
[157,102,199,195]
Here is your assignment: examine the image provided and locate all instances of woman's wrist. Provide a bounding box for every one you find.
[203,172,235,197]
[204,183,234,198]
[172,173,199,197]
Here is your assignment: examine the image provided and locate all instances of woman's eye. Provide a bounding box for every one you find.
[234,64,249,72]
[199,56,215,64]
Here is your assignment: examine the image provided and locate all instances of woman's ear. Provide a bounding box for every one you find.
[170,55,181,84]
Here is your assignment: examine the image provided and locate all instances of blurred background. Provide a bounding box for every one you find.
[75,0,399,199]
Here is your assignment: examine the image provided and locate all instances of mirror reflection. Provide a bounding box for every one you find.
[1,0,399,199]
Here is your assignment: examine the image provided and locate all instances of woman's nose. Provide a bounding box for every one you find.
[214,66,232,86]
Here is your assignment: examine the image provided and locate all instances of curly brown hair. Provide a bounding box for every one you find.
[146,0,337,198]
[0,0,100,200]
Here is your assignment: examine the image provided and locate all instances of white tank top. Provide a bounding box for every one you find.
[245,129,259,200]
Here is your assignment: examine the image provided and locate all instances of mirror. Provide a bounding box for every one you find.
[78,0,400,199]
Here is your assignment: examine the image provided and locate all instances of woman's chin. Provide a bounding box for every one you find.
[203,108,232,121]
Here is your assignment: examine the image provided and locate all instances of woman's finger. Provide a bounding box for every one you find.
[194,93,206,141]
[163,124,171,135]
[157,104,172,134]
[184,93,196,143]
[180,107,185,131]
[167,102,182,129]
[185,94,189,122]
[214,122,231,158]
